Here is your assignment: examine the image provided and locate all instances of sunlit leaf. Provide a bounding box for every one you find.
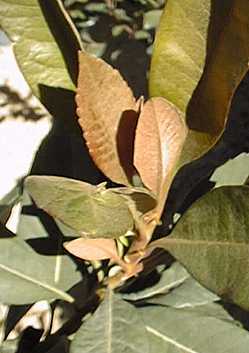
[141,304,249,353]
[150,186,249,310]
[71,290,149,353]
[150,0,249,166]
[150,0,210,112]
[25,176,134,238]
[210,153,249,188]
[0,0,82,98]
[64,238,118,261]
[76,51,138,186]
[134,97,187,217]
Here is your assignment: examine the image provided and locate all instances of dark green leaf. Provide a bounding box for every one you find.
[71,290,149,353]
[25,176,134,238]
[151,186,249,310]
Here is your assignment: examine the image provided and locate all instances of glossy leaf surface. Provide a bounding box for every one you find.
[25,176,134,238]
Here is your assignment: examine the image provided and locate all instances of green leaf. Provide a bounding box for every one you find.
[112,186,157,215]
[0,0,82,98]
[151,186,249,310]
[124,262,218,307]
[147,276,219,308]
[0,237,77,304]
[71,290,149,353]
[141,304,249,353]
[123,262,189,302]
[143,10,162,30]
[25,176,134,238]
[150,0,211,113]
[210,153,249,188]
[0,184,22,225]
[0,339,19,353]
[150,0,249,166]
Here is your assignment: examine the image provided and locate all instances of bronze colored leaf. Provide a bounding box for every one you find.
[64,238,118,261]
[76,51,138,186]
[134,97,187,218]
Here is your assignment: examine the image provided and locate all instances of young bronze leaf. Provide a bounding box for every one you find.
[64,238,118,261]
[76,51,138,186]
[25,176,134,238]
[134,97,187,218]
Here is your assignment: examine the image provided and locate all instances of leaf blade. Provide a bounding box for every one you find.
[71,290,149,353]
[76,51,137,185]
[134,97,187,217]
[0,0,82,97]
[151,186,249,310]
[25,175,134,238]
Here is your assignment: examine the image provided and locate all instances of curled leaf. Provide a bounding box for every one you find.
[76,51,138,185]
[134,97,187,218]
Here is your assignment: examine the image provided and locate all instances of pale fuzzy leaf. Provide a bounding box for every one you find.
[25,176,134,238]
[64,238,118,261]
[76,51,138,186]
[141,304,249,353]
[71,290,149,353]
[151,186,249,311]
[134,97,187,217]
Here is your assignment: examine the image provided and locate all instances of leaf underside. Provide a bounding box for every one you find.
[25,175,134,238]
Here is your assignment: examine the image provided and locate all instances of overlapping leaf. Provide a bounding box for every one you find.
[71,290,149,353]
[134,97,187,217]
[25,175,134,238]
[150,186,249,310]
[150,0,249,166]
[0,0,82,97]
[64,238,118,261]
[76,51,138,186]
